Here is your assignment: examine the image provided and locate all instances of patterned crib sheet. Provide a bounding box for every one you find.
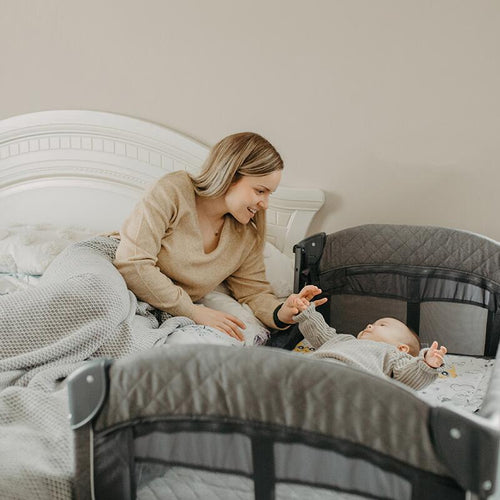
[293,340,495,413]
[417,354,494,412]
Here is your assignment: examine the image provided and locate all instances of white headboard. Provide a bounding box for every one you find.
[0,111,324,256]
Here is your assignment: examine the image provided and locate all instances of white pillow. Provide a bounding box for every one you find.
[263,241,294,298]
[197,285,271,346]
[0,224,97,275]
[198,243,294,346]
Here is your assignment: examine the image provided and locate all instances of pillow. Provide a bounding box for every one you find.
[197,285,271,346]
[198,244,294,346]
[0,224,97,276]
[263,241,294,298]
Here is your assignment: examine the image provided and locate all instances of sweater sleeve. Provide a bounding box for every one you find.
[114,177,195,318]
[388,352,439,390]
[225,239,283,329]
[293,304,337,349]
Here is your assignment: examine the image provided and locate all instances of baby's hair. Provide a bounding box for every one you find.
[383,316,421,356]
[405,326,421,357]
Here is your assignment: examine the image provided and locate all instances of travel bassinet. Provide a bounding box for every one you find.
[68,224,500,500]
[293,224,500,358]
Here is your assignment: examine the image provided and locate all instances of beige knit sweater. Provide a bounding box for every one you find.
[294,305,439,390]
[114,170,282,328]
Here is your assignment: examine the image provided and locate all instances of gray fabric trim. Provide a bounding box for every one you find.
[320,225,500,287]
[134,431,253,475]
[321,272,494,310]
[420,278,493,307]
[274,442,412,500]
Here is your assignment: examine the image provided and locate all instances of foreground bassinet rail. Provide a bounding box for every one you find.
[68,344,499,500]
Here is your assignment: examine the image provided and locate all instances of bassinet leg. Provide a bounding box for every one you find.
[73,423,93,500]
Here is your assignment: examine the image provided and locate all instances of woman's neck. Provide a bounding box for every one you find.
[195,195,227,222]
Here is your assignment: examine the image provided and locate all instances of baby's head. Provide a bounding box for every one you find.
[357,317,420,356]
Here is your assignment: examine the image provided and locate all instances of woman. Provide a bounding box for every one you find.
[114,132,320,341]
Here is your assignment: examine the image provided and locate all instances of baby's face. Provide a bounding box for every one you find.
[357,317,411,349]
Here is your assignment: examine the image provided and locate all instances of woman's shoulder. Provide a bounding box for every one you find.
[155,170,193,190]
[147,170,195,202]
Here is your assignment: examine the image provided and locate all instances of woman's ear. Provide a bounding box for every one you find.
[397,344,410,353]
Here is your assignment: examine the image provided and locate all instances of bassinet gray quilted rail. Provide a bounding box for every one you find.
[321,225,500,285]
[92,345,448,476]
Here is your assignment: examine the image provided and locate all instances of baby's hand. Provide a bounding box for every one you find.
[294,297,310,313]
[277,285,328,324]
[424,341,447,368]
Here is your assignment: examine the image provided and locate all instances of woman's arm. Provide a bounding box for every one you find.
[225,241,283,329]
[114,177,196,318]
[115,176,246,339]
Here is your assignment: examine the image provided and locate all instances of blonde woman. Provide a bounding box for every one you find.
[114,132,321,341]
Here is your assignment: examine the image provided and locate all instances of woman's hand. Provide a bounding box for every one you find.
[192,304,246,341]
[424,341,447,368]
[277,285,328,324]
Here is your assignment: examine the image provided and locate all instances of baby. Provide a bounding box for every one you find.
[293,297,446,390]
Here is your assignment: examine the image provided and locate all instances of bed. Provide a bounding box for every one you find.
[1,111,499,500]
[0,110,324,499]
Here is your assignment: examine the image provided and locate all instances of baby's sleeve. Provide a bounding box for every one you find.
[293,305,337,349]
[390,353,439,390]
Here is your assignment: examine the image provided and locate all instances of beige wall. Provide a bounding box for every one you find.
[1,0,499,240]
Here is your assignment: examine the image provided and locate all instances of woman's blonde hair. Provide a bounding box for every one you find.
[190,132,283,243]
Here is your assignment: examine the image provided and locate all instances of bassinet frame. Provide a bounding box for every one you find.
[68,224,500,500]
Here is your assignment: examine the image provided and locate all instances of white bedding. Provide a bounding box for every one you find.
[0,223,294,346]
[417,354,495,412]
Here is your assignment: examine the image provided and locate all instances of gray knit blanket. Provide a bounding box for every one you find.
[0,237,200,500]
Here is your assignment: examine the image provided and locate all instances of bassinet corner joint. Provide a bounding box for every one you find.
[431,405,500,498]
[67,358,113,430]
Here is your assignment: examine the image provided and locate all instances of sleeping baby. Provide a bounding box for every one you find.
[293,297,447,390]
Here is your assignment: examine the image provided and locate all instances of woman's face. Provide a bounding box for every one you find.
[224,170,282,224]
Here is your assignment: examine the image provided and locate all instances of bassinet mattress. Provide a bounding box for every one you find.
[294,340,495,413]
[135,464,372,500]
